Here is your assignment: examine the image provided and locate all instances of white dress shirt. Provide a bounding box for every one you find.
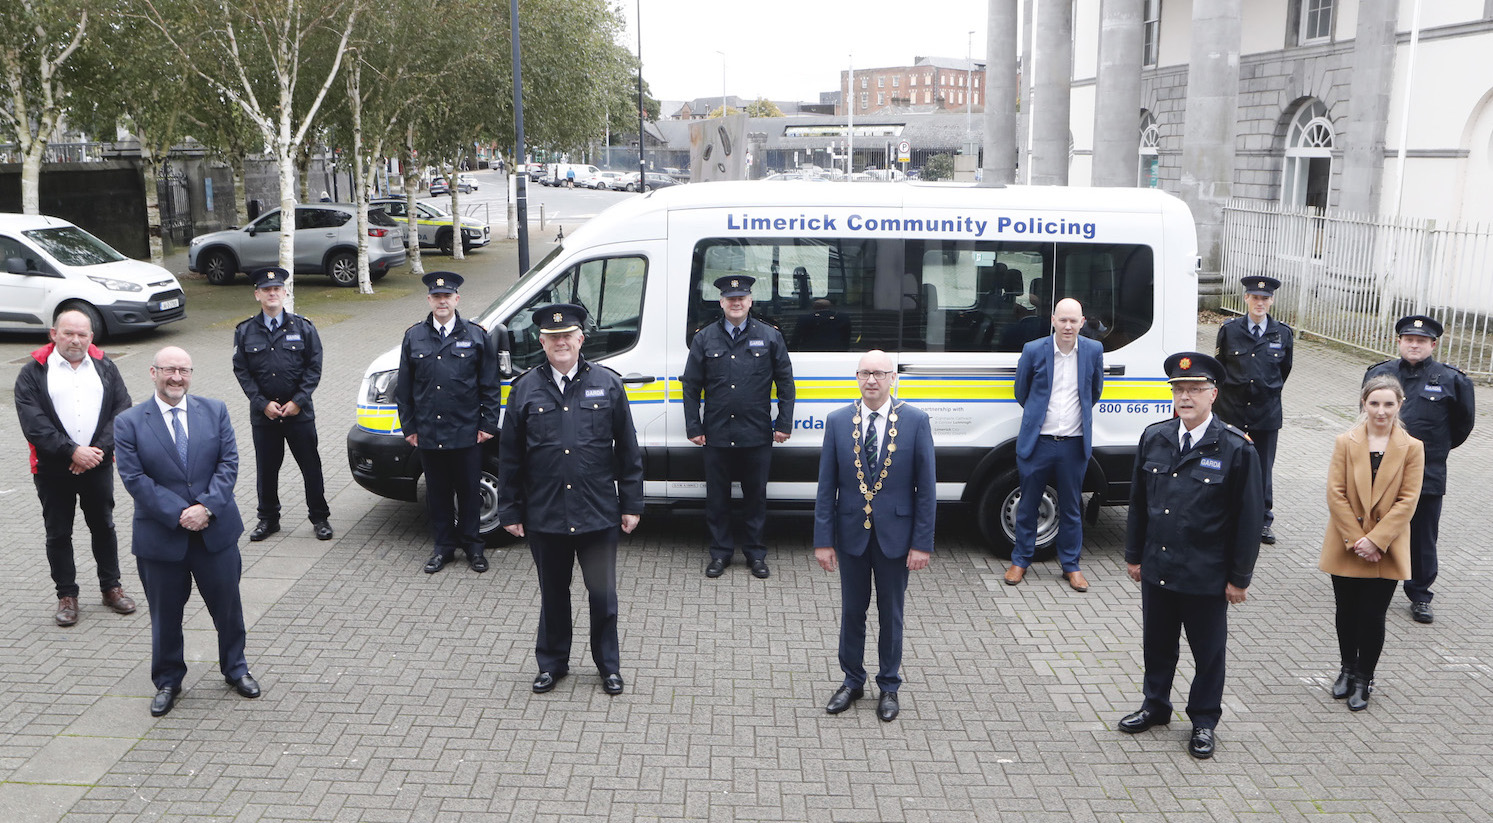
[155,394,189,442]
[551,362,579,394]
[1179,414,1213,451]
[1039,338,1083,437]
[861,396,892,458]
[46,349,103,447]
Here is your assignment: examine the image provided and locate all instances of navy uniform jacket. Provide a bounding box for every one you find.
[1125,416,1264,596]
[495,357,644,535]
[395,312,501,450]
[681,316,796,446]
[1214,315,1293,431]
[232,311,323,427]
[1364,357,1475,496]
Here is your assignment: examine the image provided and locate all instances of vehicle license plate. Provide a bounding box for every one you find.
[158,298,180,310]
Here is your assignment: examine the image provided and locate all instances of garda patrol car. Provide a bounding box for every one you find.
[348,182,1198,558]
[371,197,491,255]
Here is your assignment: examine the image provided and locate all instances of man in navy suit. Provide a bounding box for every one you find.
[814,350,936,722]
[115,347,259,717]
[1006,298,1105,591]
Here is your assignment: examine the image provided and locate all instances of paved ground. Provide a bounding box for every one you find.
[0,239,1488,822]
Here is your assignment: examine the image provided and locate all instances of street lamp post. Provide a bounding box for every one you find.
[635,0,645,189]
[716,50,726,115]
[510,0,529,273]
[967,30,975,150]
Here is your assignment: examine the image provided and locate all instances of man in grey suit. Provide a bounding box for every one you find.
[115,346,259,717]
[813,350,936,722]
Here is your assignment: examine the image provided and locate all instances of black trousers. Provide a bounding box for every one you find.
[1331,575,1397,680]
[1140,582,1229,728]
[1247,428,1278,528]
[1404,493,1442,604]
[252,420,329,523]
[137,534,249,690]
[704,445,771,562]
[35,466,122,599]
[529,528,620,675]
[421,446,484,559]
[836,528,910,692]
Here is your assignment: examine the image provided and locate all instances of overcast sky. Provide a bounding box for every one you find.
[617,0,992,104]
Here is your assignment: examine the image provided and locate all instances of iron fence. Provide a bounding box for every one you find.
[1221,199,1493,380]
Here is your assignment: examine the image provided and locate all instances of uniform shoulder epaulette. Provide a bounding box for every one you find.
[294,313,315,328]
[1440,361,1468,377]
[1143,418,1176,434]
[1222,423,1253,443]
[234,315,255,329]
[593,362,623,378]
[510,365,543,385]
[1366,358,1394,372]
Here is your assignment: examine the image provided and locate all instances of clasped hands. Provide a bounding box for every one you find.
[1349,536,1383,563]
[262,400,301,420]
[70,445,104,475]
[179,503,211,531]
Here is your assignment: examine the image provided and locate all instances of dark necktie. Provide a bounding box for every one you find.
[1181,430,1193,455]
[1253,324,1262,339]
[730,324,740,340]
[171,407,188,467]
[561,374,571,393]
[268,317,279,333]
[865,411,879,464]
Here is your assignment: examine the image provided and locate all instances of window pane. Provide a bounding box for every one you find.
[1054,243,1155,351]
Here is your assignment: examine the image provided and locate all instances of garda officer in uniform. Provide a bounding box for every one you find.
[496,304,643,696]
[682,274,796,580]
[395,272,501,574]
[1363,315,1475,625]
[232,267,332,542]
[1215,276,1292,545]
[1119,352,1263,760]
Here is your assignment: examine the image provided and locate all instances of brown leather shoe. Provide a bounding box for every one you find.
[1064,570,1090,592]
[1004,565,1026,585]
[55,596,79,627]
[102,586,137,615]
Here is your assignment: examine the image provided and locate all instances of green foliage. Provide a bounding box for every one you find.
[922,153,954,181]
[744,98,784,118]
[0,0,93,150]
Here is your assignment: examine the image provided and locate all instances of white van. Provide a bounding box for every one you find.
[347,182,1198,558]
[0,213,186,338]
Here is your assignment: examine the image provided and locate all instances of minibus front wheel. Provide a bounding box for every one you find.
[977,468,1059,562]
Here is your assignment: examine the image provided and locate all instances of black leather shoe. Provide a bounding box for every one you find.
[150,687,178,717]
[1260,526,1277,544]
[602,673,624,695]
[1188,727,1216,759]
[877,691,900,722]
[424,554,449,574]
[532,671,567,693]
[249,520,280,542]
[313,520,334,540]
[750,559,770,579]
[825,685,864,714]
[226,674,261,698]
[1411,602,1434,624]
[1331,667,1353,699]
[468,552,489,573]
[1347,677,1373,711]
[705,558,728,578]
[1118,708,1170,734]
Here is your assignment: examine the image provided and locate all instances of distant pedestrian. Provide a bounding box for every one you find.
[496,303,643,697]
[1363,315,1475,625]
[681,274,795,580]
[1006,297,1104,591]
[395,272,502,574]
[1215,276,1293,545]
[232,267,332,543]
[14,309,135,627]
[1119,352,1263,759]
[1318,375,1423,711]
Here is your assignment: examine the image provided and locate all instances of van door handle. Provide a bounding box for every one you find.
[1104,365,1126,376]
[622,374,657,384]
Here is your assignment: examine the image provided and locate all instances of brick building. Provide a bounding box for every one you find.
[838,56,987,116]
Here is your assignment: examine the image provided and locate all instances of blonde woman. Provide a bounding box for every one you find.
[1318,375,1424,710]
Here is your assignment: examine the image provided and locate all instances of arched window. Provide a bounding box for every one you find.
[1282,99,1334,211]
[1138,111,1160,188]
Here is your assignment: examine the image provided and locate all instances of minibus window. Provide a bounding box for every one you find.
[906,240,1050,352]
[1054,243,1154,351]
[504,255,648,370]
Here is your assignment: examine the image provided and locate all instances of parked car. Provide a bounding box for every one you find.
[188,203,406,287]
[619,172,681,192]
[456,173,478,192]
[526,163,548,183]
[371,197,490,254]
[587,171,626,190]
[0,213,186,338]
[427,176,449,196]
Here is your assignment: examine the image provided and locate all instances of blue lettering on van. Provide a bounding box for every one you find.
[727,214,838,232]
[793,416,827,430]
[994,217,1097,240]
[724,213,1098,240]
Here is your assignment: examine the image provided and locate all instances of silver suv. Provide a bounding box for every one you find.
[188,203,407,286]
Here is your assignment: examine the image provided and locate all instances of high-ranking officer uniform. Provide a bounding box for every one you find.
[1121,352,1263,758]
[496,304,643,695]
[1215,276,1292,543]
[232,267,331,542]
[681,274,795,578]
[395,272,502,572]
[1363,315,1475,622]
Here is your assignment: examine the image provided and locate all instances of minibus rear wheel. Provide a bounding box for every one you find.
[977,468,1059,562]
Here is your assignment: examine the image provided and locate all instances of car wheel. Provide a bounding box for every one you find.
[976,467,1059,562]
[479,457,515,547]
[57,302,106,343]
[201,249,236,285]
[327,252,357,287]
[436,229,454,256]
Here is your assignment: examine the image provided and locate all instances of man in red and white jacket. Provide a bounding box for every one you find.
[14,310,134,626]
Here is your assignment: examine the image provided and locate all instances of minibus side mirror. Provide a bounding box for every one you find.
[491,322,514,378]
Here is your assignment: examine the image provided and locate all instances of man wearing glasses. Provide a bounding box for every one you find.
[1118,352,1262,759]
[813,351,936,722]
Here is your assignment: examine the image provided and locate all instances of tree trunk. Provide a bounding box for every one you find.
[278,144,298,312]
[20,147,44,215]
[348,60,373,294]
[404,126,424,276]
[231,152,249,227]
[449,150,464,261]
[297,147,314,204]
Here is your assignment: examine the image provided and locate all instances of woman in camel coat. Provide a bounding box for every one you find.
[1319,374,1424,711]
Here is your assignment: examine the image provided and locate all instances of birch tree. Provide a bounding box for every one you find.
[0,0,90,214]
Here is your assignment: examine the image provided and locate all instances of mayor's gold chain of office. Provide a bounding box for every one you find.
[852,400,901,530]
